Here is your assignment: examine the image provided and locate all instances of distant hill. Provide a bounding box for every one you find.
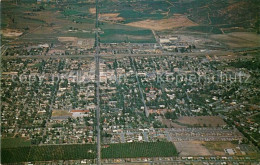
[182,0,260,32]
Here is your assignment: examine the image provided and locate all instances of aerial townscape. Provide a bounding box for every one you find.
[0,0,260,164]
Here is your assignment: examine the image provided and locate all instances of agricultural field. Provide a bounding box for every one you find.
[98,0,259,33]
[1,144,96,164]
[102,142,177,158]
[126,14,197,31]
[97,0,259,44]
[2,142,177,163]
[1,0,95,44]
[99,0,170,23]
[99,23,156,43]
[2,0,258,44]
[1,137,31,148]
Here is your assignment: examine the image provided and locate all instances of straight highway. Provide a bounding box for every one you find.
[130,57,149,117]
[94,0,101,164]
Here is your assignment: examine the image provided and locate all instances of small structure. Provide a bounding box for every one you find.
[224,148,237,155]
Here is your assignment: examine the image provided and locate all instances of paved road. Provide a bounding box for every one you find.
[130,57,149,117]
[3,48,259,60]
[102,159,258,165]
[94,0,101,164]
[43,79,59,138]
[1,50,240,60]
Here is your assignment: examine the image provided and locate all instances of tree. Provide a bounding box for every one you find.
[164,111,177,120]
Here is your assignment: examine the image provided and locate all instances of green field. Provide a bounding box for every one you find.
[1,144,96,164]
[100,0,169,23]
[102,142,178,158]
[1,137,31,148]
[2,142,177,163]
[186,26,222,34]
[100,23,156,43]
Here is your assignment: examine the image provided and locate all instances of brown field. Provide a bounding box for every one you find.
[119,34,153,40]
[25,11,70,27]
[211,32,260,48]
[106,163,150,165]
[90,7,124,22]
[52,110,72,117]
[222,1,247,14]
[176,116,226,127]
[126,14,197,31]
[58,37,94,49]
[89,8,96,14]
[99,13,124,22]
[23,11,94,35]
[174,141,212,156]
[1,29,23,37]
[160,118,186,128]
[58,37,78,42]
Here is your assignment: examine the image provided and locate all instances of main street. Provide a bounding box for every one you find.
[130,57,149,117]
[1,50,237,59]
[94,0,101,164]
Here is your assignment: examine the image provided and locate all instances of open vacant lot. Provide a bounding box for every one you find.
[202,141,242,156]
[211,32,260,48]
[1,29,23,37]
[176,116,226,127]
[174,141,212,156]
[51,110,72,117]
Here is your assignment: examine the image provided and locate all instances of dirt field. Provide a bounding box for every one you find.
[89,9,124,22]
[126,14,197,31]
[1,29,23,37]
[99,13,124,22]
[89,8,96,14]
[121,34,153,40]
[58,37,94,49]
[174,141,212,156]
[160,117,186,128]
[176,116,226,127]
[211,32,260,48]
[52,110,72,117]
[58,37,78,42]
[24,11,94,34]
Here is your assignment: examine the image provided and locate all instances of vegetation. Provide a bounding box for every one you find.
[100,0,167,23]
[99,23,156,43]
[100,28,155,43]
[252,113,260,123]
[2,142,178,163]
[229,58,260,70]
[165,111,178,120]
[1,144,96,164]
[203,141,238,152]
[186,26,222,34]
[102,142,177,158]
[1,137,31,148]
